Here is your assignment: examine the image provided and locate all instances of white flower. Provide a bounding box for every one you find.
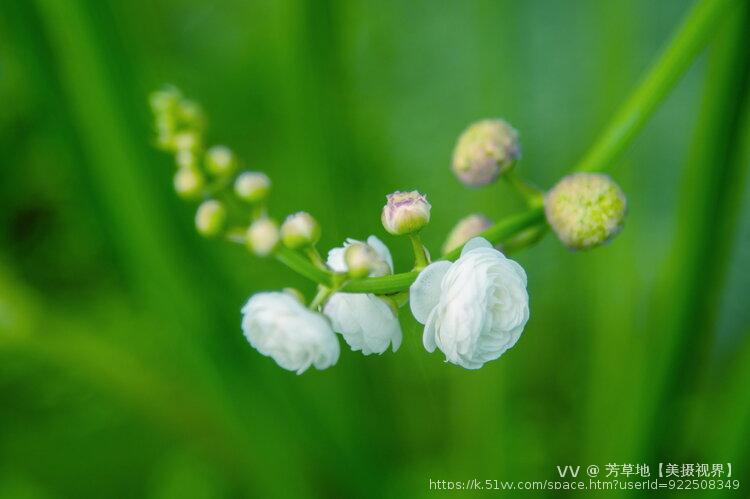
[242,292,339,374]
[409,237,529,369]
[323,236,403,355]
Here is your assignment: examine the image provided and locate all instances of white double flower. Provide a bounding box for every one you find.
[242,292,339,374]
[323,236,403,355]
[410,237,529,369]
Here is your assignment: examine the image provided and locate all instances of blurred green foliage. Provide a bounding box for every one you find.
[1,0,749,497]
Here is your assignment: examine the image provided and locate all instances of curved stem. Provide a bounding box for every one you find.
[504,170,544,207]
[274,246,333,286]
[408,233,429,270]
[576,0,737,172]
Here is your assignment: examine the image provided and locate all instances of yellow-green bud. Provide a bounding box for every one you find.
[452,119,521,187]
[247,218,280,256]
[177,99,205,130]
[173,167,204,199]
[234,171,271,203]
[175,149,197,170]
[280,212,321,249]
[195,200,226,237]
[381,190,431,235]
[442,213,493,254]
[545,173,627,251]
[205,145,236,177]
[343,243,379,278]
[149,86,181,116]
[172,131,200,152]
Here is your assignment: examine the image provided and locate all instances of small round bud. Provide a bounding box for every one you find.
[452,119,521,187]
[381,190,431,235]
[234,171,271,203]
[195,200,226,237]
[247,218,280,256]
[343,243,379,278]
[280,212,321,249]
[172,131,200,152]
[205,145,237,177]
[177,99,205,130]
[442,213,493,254]
[545,173,627,251]
[175,149,197,170]
[149,87,181,115]
[173,168,204,199]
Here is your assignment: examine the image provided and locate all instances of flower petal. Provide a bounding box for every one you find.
[366,235,394,273]
[460,237,492,256]
[409,260,451,324]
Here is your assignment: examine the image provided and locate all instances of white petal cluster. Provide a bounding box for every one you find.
[323,236,402,355]
[410,237,529,369]
[242,292,339,374]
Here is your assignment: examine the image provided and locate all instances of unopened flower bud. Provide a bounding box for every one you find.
[545,173,627,250]
[442,213,493,254]
[173,167,204,199]
[177,99,205,130]
[234,171,271,203]
[175,149,197,170]
[172,131,200,152]
[343,243,379,278]
[195,200,226,237]
[452,119,521,187]
[281,212,321,249]
[381,191,431,235]
[247,218,280,256]
[149,86,181,116]
[205,145,236,177]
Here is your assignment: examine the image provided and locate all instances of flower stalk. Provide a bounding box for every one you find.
[408,234,429,270]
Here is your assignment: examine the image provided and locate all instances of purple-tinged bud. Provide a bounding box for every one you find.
[442,213,493,254]
[452,119,520,187]
[381,191,431,235]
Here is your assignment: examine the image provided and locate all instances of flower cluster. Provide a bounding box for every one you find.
[149,87,628,374]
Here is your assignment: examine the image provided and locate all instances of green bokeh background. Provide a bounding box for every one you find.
[1,0,749,497]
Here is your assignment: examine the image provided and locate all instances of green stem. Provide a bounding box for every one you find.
[274,246,333,287]
[304,246,329,271]
[408,233,429,270]
[309,285,335,310]
[504,170,544,207]
[576,0,738,172]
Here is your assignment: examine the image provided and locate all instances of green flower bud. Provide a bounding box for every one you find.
[175,149,197,170]
[234,172,271,203]
[195,200,226,237]
[172,131,201,152]
[452,119,521,187]
[247,217,280,256]
[280,212,321,249]
[442,213,493,254]
[173,167,204,199]
[149,86,181,116]
[381,191,431,235]
[545,173,627,250]
[177,99,205,130]
[205,145,237,177]
[344,243,379,278]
